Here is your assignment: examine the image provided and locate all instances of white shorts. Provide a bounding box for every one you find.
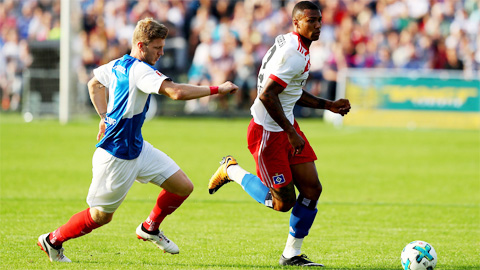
[86,141,180,213]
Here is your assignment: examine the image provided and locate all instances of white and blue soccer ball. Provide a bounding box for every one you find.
[401,241,437,270]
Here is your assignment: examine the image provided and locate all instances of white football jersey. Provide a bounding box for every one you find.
[251,32,311,132]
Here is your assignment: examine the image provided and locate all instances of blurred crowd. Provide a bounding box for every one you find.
[1,0,479,114]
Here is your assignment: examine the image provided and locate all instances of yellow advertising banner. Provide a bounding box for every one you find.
[338,69,480,130]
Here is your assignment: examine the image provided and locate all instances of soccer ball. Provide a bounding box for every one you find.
[401,241,437,270]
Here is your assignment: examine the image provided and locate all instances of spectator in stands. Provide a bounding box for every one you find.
[185,29,214,114]
[209,29,237,112]
[1,23,31,111]
[233,39,257,110]
[444,47,464,70]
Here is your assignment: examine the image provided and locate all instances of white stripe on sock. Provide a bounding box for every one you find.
[226,165,248,185]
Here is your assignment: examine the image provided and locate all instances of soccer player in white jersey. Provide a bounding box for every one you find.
[37,17,238,263]
[209,1,350,267]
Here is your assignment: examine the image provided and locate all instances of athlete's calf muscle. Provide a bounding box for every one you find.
[90,207,113,225]
[271,183,296,212]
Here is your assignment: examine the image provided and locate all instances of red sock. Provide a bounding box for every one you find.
[143,189,189,232]
[49,208,102,246]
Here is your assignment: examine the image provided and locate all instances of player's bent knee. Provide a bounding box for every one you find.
[316,183,323,196]
[271,185,296,212]
[94,215,113,226]
[176,180,194,197]
[273,199,296,212]
[303,183,323,200]
[90,207,114,225]
[161,170,194,197]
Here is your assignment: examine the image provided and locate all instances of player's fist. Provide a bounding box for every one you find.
[218,81,238,95]
[97,119,106,141]
[330,98,351,116]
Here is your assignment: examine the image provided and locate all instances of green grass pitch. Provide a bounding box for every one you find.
[1,114,479,269]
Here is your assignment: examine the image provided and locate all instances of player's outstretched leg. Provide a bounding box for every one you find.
[37,233,71,262]
[209,156,272,207]
[136,224,179,254]
[37,208,102,262]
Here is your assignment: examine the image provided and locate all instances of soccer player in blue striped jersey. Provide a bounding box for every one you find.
[37,17,238,263]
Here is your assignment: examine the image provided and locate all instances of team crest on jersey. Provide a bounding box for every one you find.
[273,173,286,185]
[156,70,163,77]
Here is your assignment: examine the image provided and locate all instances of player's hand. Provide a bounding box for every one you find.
[97,119,106,141]
[218,81,238,95]
[329,98,351,116]
[287,129,305,156]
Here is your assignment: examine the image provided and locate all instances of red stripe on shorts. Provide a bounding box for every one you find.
[258,129,273,187]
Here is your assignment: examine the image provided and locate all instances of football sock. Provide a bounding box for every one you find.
[283,196,318,258]
[239,173,270,206]
[49,208,101,246]
[143,189,189,232]
[45,234,61,250]
[226,165,271,207]
[289,195,318,239]
[226,164,248,184]
[282,234,304,258]
[141,224,158,235]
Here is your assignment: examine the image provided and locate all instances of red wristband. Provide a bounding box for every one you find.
[209,86,219,95]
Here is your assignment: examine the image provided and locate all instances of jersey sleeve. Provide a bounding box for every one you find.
[93,61,115,87]
[134,63,171,94]
[268,47,304,88]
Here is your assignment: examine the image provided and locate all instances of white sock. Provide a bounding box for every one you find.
[226,164,248,185]
[282,234,303,258]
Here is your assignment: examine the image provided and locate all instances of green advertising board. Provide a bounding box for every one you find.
[338,69,480,130]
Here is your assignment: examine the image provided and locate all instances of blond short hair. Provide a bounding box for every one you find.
[132,17,169,46]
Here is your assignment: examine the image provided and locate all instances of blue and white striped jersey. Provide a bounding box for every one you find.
[93,54,170,160]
